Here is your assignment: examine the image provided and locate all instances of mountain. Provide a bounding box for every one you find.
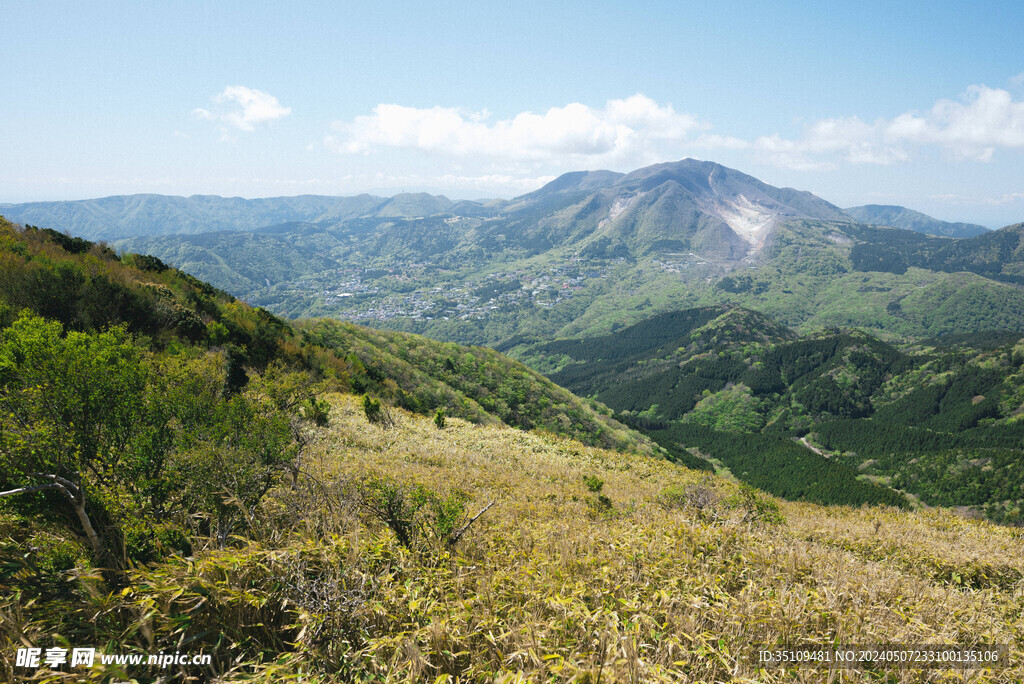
[6,238,1021,679]
[0,192,490,240]
[0,216,641,452]
[843,221,1024,284]
[8,390,1023,682]
[489,159,849,261]
[845,204,989,238]
[10,159,1024,344]
[6,198,1024,682]
[516,169,624,199]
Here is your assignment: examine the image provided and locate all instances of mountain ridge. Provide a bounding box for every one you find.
[845,203,990,238]
[0,192,494,240]
[6,159,1024,343]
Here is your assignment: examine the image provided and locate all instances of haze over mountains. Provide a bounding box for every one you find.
[0,192,473,240]
[844,204,989,238]
[1,158,983,242]
[2,159,1020,346]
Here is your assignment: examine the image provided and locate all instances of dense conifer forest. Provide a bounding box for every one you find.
[526,305,1024,520]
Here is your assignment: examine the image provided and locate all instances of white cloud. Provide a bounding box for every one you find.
[322,86,1024,180]
[691,133,750,151]
[326,94,705,167]
[192,86,291,133]
[754,85,1024,170]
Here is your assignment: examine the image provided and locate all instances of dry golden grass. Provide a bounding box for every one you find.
[8,391,1018,682]
[267,393,1024,682]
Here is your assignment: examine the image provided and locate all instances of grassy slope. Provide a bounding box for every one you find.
[8,394,1015,681]
[298,318,645,452]
[285,396,1024,681]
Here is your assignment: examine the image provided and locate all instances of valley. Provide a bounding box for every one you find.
[5,159,1024,521]
[11,159,1000,349]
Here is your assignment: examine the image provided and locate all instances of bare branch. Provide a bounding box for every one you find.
[0,483,62,498]
[447,500,496,547]
[30,472,81,501]
[25,473,103,557]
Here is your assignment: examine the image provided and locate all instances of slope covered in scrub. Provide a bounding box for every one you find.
[6,394,1018,681]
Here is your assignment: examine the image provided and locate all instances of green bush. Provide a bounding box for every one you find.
[301,397,331,427]
[355,476,468,550]
[362,395,392,426]
[586,493,615,517]
[726,484,785,526]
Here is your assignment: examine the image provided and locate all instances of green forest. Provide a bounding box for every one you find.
[528,305,1024,520]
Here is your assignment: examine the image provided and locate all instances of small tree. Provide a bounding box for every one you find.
[433,408,446,430]
[355,476,493,551]
[362,395,392,427]
[0,313,305,567]
[0,313,156,567]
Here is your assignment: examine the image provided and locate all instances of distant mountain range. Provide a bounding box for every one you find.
[844,204,989,238]
[0,192,490,240]
[2,161,982,243]
[2,159,1021,343]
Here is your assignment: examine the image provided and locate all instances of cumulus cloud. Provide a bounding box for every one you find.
[322,86,1024,177]
[753,85,1024,169]
[192,86,291,133]
[326,95,705,166]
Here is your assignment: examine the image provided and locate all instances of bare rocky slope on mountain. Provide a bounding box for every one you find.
[9,160,1024,344]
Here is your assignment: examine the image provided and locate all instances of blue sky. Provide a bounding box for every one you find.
[3,0,1023,226]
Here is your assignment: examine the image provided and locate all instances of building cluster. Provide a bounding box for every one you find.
[295,258,619,322]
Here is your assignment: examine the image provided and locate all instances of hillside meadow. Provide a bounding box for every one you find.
[7,392,1020,682]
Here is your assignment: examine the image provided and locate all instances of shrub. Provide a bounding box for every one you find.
[582,474,604,493]
[726,484,785,526]
[362,395,392,427]
[301,397,331,427]
[658,481,721,520]
[354,477,469,550]
[586,493,615,517]
[433,408,446,429]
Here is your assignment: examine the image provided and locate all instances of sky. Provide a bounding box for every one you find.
[2,0,1023,227]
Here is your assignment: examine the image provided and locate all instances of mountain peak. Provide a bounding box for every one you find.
[595,159,848,258]
[520,170,625,200]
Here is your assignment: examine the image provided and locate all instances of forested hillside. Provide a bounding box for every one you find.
[528,306,1024,521]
